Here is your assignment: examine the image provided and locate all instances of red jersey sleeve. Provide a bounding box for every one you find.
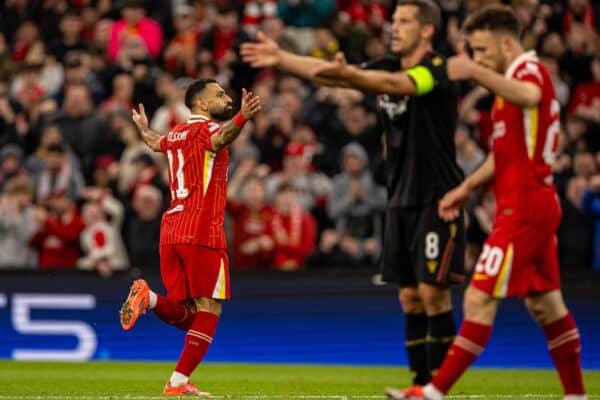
[202,121,221,153]
[159,135,168,153]
[513,61,544,88]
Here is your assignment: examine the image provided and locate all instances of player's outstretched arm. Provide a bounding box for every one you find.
[447,55,541,108]
[240,32,347,86]
[315,52,420,96]
[211,89,261,152]
[132,104,162,152]
[439,153,495,221]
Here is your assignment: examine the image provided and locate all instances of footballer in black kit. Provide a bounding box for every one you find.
[363,53,466,288]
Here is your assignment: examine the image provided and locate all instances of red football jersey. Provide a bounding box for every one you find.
[159,114,229,248]
[491,51,562,223]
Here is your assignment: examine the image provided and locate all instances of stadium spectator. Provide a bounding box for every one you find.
[265,142,331,212]
[126,184,162,273]
[271,182,317,271]
[568,52,600,124]
[107,0,163,63]
[0,33,15,82]
[0,144,28,192]
[0,177,37,269]
[241,0,278,35]
[24,124,81,176]
[91,155,119,193]
[78,188,129,277]
[51,83,113,174]
[227,173,275,269]
[163,4,201,77]
[150,73,190,133]
[29,192,85,269]
[455,124,485,176]
[110,111,160,195]
[32,142,84,203]
[260,17,298,53]
[127,152,169,209]
[100,73,136,115]
[560,176,593,270]
[11,21,40,62]
[49,10,89,62]
[317,142,386,267]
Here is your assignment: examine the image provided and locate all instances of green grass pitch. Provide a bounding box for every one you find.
[0,361,598,399]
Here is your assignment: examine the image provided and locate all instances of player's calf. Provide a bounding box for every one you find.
[526,291,586,397]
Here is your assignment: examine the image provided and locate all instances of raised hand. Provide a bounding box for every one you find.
[240,31,281,68]
[240,88,262,119]
[131,103,149,132]
[438,184,471,222]
[314,51,350,80]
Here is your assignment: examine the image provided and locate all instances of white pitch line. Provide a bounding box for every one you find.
[0,395,598,400]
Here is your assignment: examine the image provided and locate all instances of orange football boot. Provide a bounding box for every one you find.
[120,279,150,330]
[162,381,211,397]
[385,385,427,399]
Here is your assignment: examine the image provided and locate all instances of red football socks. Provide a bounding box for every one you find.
[174,311,220,377]
[542,313,586,395]
[152,295,196,331]
[431,320,493,394]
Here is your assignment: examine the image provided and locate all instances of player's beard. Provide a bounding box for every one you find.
[211,104,234,122]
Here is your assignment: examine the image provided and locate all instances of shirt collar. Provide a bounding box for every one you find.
[505,50,538,78]
[187,114,210,123]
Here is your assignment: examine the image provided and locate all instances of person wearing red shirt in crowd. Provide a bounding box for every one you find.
[568,53,600,124]
[29,192,85,269]
[271,182,317,271]
[107,0,163,63]
[119,79,261,396]
[227,175,274,269]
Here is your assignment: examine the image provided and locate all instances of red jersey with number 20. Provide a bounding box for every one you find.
[159,115,229,248]
[491,51,561,224]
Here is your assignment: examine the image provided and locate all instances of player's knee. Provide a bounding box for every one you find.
[525,292,568,326]
[398,288,424,314]
[193,297,222,316]
[463,287,497,324]
[419,285,451,315]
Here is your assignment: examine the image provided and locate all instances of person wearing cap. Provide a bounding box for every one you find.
[317,142,386,267]
[0,177,37,269]
[0,144,28,192]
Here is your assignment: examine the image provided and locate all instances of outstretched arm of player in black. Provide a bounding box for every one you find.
[447,55,541,108]
[240,32,350,87]
[211,89,261,152]
[314,52,422,96]
[131,104,162,152]
[439,153,495,221]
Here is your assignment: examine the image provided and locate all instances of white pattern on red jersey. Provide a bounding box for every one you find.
[491,51,562,223]
[159,115,229,248]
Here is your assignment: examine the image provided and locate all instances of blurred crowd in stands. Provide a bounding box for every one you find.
[0,0,599,276]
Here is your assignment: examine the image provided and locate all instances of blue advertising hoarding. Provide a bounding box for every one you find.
[0,272,599,368]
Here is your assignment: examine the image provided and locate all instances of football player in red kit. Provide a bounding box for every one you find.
[388,5,587,400]
[119,79,261,397]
